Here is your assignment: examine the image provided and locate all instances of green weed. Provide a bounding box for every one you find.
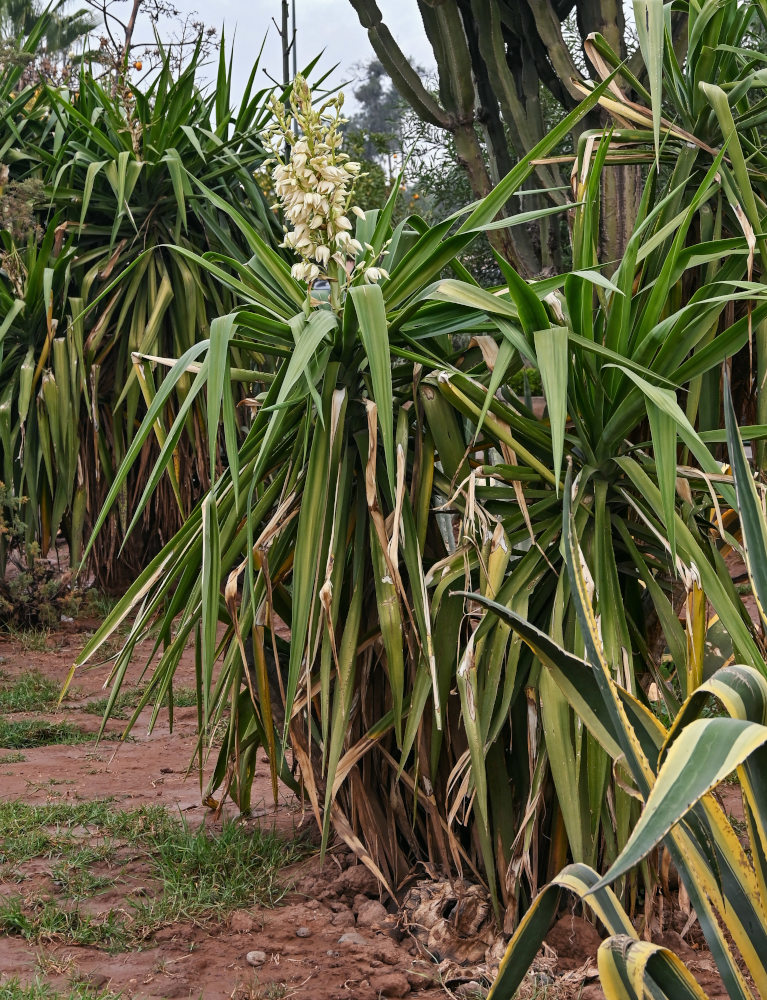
[0,670,60,712]
[2,625,53,653]
[0,978,123,1000]
[0,751,26,763]
[0,720,92,750]
[136,818,306,926]
[83,684,196,720]
[0,801,308,949]
[0,895,130,950]
[0,801,177,869]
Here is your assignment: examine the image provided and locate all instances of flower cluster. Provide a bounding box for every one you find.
[262,75,388,287]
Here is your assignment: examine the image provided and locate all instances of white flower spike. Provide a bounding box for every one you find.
[261,74,388,295]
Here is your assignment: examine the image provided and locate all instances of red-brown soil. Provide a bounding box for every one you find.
[0,623,446,1000]
[0,620,736,1000]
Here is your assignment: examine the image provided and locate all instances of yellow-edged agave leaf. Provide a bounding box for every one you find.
[598,937,709,1000]
[562,466,654,795]
[694,793,767,996]
[489,863,635,1000]
[663,664,767,757]
[740,745,767,902]
[595,717,767,887]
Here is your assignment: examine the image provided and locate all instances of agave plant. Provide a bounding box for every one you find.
[482,376,767,1000]
[0,31,312,586]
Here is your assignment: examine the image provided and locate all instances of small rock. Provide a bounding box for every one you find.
[352,892,370,915]
[230,910,258,933]
[331,907,356,927]
[579,986,607,1000]
[246,950,267,966]
[296,925,311,937]
[83,974,109,990]
[407,968,434,992]
[338,931,367,946]
[372,944,401,966]
[295,876,318,895]
[337,864,379,899]
[455,983,487,999]
[356,898,388,928]
[370,971,411,997]
[328,899,352,913]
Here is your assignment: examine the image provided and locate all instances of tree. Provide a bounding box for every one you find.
[346,58,405,162]
[0,0,96,82]
[346,0,683,275]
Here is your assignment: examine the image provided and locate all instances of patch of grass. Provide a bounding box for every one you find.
[0,720,93,750]
[50,852,121,898]
[0,895,131,950]
[0,978,123,1000]
[0,751,26,763]
[169,686,198,708]
[81,691,138,721]
[233,982,292,1000]
[0,670,61,712]
[2,625,53,653]
[0,801,177,869]
[0,801,309,950]
[136,818,306,927]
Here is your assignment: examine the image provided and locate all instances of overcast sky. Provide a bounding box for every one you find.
[131,0,434,108]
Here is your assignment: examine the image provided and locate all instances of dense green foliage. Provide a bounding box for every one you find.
[4,4,767,999]
[0,25,289,586]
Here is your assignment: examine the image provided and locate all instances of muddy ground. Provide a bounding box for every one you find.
[0,620,731,1000]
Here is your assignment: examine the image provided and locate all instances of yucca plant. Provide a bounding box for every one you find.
[67,75,628,914]
[70,66,767,938]
[0,31,307,586]
[0,213,82,564]
[481,375,767,1000]
[574,0,767,452]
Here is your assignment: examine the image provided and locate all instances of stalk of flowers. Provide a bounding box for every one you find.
[261,75,389,297]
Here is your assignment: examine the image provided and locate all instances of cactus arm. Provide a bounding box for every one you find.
[347,0,450,128]
[417,0,475,120]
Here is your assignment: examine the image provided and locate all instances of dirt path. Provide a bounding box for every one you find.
[0,624,446,1000]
